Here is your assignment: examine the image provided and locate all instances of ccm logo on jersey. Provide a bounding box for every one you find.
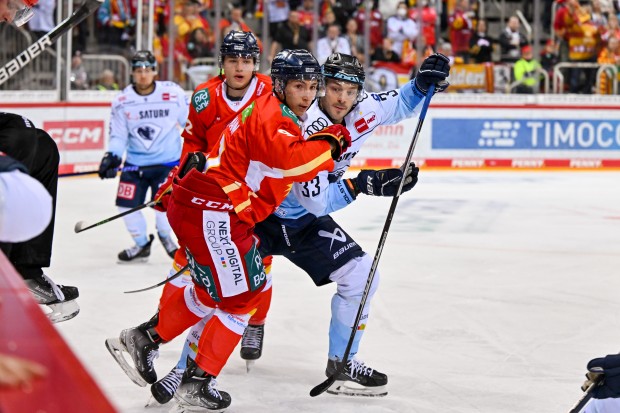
[44,120,105,150]
[190,197,234,210]
[354,112,377,133]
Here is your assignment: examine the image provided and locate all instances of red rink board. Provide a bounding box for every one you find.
[0,253,117,413]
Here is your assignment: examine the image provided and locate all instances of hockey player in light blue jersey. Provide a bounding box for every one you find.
[98,50,189,263]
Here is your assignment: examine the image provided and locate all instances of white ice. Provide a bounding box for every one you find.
[52,171,620,413]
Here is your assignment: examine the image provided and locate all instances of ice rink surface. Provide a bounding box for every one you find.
[51,170,620,413]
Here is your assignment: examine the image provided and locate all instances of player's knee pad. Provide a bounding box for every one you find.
[329,253,380,299]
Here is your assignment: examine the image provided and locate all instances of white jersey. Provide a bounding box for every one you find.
[108,81,189,166]
[274,80,426,223]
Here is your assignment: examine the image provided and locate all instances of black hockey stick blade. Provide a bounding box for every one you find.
[309,84,436,398]
[0,0,103,86]
[124,264,190,294]
[74,201,157,233]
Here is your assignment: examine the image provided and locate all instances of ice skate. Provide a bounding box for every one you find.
[325,357,388,397]
[150,367,184,404]
[173,359,231,412]
[25,274,80,323]
[118,234,154,263]
[105,319,160,387]
[240,324,263,372]
[158,233,178,259]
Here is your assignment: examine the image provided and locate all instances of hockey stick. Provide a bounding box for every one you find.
[309,84,436,398]
[59,161,179,178]
[123,264,190,294]
[74,201,157,233]
[567,371,604,413]
[0,0,103,86]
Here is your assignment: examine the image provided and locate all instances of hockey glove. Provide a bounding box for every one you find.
[414,53,451,95]
[307,124,352,160]
[98,152,122,179]
[582,354,620,399]
[153,166,178,212]
[153,152,207,212]
[346,162,419,197]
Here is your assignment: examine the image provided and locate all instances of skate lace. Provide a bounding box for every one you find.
[159,235,177,253]
[147,349,160,365]
[42,273,65,301]
[158,368,183,394]
[206,378,223,400]
[241,325,263,349]
[125,245,142,258]
[347,359,374,379]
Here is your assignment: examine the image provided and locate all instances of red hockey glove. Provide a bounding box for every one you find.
[153,166,178,212]
[307,124,352,160]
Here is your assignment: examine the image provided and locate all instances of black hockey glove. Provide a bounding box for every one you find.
[415,53,451,95]
[582,354,620,399]
[346,162,419,197]
[98,152,122,179]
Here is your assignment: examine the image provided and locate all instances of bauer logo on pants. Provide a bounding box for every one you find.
[202,210,249,297]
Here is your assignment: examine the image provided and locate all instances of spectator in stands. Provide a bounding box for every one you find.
[513,44,542,94]
[448,0,474,63]
[540,39,559,75]
[499,15,529,63]
[27,0,54,39]
[324,0,358,31]
[266,0,290,38]
[601,13,620,43]
[219,3,252,37]
[96,0,134,51]
[371,37,401,63]
[409,0,438,50]
[469,19,495,63]
[344,17,364,63]
[269,11,310,63]
[386,1,419,56]
[95,69,119,91]
[186,27,214,60]
[554,0,587,61]
[597,35,620,93]
[353,1,383,50]
[316,23,351,64]
[297,0,316,33]
[590,0,609,30]
[567,16,602,93]
[438,41,456,65]
[70,51,89,90]
[318,8,337,38]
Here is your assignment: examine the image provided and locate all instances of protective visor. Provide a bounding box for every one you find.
[9,0,36,27]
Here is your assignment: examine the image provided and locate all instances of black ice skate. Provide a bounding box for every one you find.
[158,233,178,259]
[240,324,264,372]
[105,318,160,387]
[325,357,388,397]
[174,359,231,412]
[118,234,154,263]
[150,367,184,404]
[25,274,80,323]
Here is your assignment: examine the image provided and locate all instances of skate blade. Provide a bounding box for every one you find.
[245,360,255,373]
[170,402,226,413]
[326,380,388,397]
[105,337,148,387]
[43,300,80,323]
[117,257,149,264]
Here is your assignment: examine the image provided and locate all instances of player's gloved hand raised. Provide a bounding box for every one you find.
[153,165,178,213]
[346,162,419,197]
[582,354,620,399]
[307,124,352,160]
[98,152,122,179]
[415,53,451,95]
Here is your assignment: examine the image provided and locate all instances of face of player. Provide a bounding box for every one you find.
[132,67,157,95]
[283,79,319,117]
[223,55,255,91]
[320,79,359,124]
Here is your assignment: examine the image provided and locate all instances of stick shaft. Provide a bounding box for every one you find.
[75,201,156,233]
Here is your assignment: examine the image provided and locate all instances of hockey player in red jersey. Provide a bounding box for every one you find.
[151,30,274,404]
[106,49,352,411]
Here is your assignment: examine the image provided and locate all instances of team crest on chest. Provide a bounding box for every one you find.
[132,123,162,149]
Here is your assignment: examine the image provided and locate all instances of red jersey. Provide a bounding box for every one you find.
[181,73,272,158]
[178,93,335,226]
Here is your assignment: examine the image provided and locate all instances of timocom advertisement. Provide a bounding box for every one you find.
[4,96,620,172]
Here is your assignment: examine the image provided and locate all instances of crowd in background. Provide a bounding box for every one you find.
[19,0,620,94]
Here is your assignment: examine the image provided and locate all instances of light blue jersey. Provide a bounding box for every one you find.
[108,81,189,166]
[274,80,426,224]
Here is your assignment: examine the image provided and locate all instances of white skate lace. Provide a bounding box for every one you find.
[42,273,65,301]
[125,245,142,258]
[206,378,223,400]
[347,359,374,380]
[147,349,160,366]
[158,368,183,394]
[241,325,263,349]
